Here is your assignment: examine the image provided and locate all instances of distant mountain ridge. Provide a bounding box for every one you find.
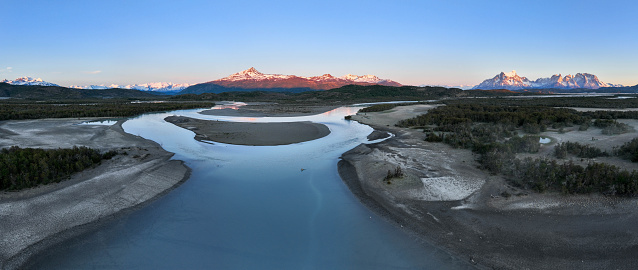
[2,76,190,92]
[1,77,60,87]
[182,67,402,94]
[473,70,622,90]
[0,82,159,99]
[70,82,191,92]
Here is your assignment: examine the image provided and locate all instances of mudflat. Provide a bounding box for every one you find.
[0,119,190,269]
[340,104,638,270]
[165,115,330,146]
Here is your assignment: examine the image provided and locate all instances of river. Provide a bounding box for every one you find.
[30,105,468,269]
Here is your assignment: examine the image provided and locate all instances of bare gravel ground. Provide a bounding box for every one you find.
[340,104,638,269]
[0,118,190,269]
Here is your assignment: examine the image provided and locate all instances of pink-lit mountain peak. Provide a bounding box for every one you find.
[474,71,618,90]
[208,67,402,90]
[219,67,294,82]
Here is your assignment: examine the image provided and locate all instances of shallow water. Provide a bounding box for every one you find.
[30,106,468,269]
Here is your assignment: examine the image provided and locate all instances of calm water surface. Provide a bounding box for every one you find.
[31,106,468,269]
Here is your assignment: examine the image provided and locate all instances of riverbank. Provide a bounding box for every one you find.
[340,104,638,269]
[0,118,191,269]
[165,115,330,146]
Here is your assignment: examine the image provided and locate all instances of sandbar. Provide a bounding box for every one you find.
[165,115,330,146]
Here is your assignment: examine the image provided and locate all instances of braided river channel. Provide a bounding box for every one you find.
[31,105,468,269]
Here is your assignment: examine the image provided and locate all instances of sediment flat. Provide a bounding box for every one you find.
[0,119,190,269]
[165,115,330,146]
[339,104,638,269]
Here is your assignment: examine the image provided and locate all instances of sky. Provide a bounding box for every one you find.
[1,0,637,87]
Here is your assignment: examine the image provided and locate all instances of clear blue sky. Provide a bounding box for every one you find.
[1,0,636,87]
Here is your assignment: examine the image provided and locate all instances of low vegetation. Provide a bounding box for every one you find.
[507,158,638,195]
[553,142,608,159]
[384,166,404,184]
[0,100,215,120]
[400,104,638,196]
[0,146,118,191]
[615,138,638,162]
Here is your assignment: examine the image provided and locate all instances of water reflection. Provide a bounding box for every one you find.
[31,106,468,269]
[209,101,248,110]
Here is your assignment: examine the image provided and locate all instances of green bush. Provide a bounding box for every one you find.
[0,146,117,191]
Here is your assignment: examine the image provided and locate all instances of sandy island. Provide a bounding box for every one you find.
[339,104,638,269]
[165,115,330,146]
[0,118,190,269]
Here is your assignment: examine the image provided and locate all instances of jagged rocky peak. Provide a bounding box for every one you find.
[474,71,614,90]
[240,67,262,75]
[220,67,293,81]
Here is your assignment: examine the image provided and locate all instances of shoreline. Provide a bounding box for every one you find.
[339,105,638,269]
[336,156,475,269]
[0,119,191,269]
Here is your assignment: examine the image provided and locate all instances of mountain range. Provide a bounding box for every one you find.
[1,77,189,92]
[2,68,400,94]
[4,69,630,94]
[69,82,192,92]
[473,70,622,90]
[181,67,402,94]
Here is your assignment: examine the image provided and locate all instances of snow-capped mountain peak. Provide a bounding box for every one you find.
[339,74,384,83]
[502,70,517,77]
[219,67,294,81]
[2,77,59,87]
[474,71,615,90]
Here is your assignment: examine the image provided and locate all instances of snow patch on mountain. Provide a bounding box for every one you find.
[340,74,384,83]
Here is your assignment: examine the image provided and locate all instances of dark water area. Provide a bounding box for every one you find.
[30,106,468,269]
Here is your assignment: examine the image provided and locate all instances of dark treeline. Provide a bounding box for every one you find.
[401,104,638,196]
[398,104,588,131]
[507,158,638,195]
[0,101,215,121]
[0,146,117,191]
[442,95,638,108]
[172,85,464,104]
[398,104,636,135]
